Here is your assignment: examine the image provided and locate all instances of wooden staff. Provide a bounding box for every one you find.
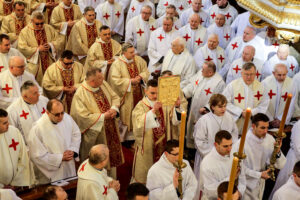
[277,93,292,137]
[178,111,186,164]
[238,108,251,158]
[226,157,239,200]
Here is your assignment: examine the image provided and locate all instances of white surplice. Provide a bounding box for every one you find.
[0,189,21,200]
[78,0,104,12]
[207,3,238,25]
[126,0,155,25]
[272,176,300,200]
[156,0,189,18]
[207,23,235,49]
[156,15,182,30]
[146,153,198,200]
[180,7,209,27]
[0,48,24,74]
[292,72,300,118]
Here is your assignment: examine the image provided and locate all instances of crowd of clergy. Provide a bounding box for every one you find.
[1,0,300,199]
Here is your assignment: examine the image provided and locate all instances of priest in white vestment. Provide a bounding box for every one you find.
[126,0,155,25]
[257,26,280,56]
[161,37,196,83]
[226,45,263,84]
[125,5,157,57]
[146,140,198,200]
[7,81,48,144]
[199,130,246,200]
[156,5,182,30]
[76,144,120,200]
[182,61,225,148]
[207,0,238,25]
[156,0,189,18]
[148,16,179,75]
[78,0,103,12]
[232,113,286,200]
[179,14,208,55]
[292,72,300,119]
[0,108,33,188]
[262,44,299,79]
[27,99,81,184]
[0,56,42,109]
[207,14,235,49]
[180,0,209,27]
[194,34,226,75]
[223,63,269,133]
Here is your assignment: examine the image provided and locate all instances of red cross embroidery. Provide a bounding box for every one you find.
[200,18,204,24]
[137,29,144,36]
[218,55,225,63]
[204,88,212,95]
[175,25,178,30]
[254,91,263,101]
[20,110,29,120]
[131,6,135,12]
[103,13,110,20]
[102,185,108,195]
[157,34,164,41]
[290,64,295,71]
[2,84,12,94]
[79,162,87,172]
[268,90,276,99]
[233,65,241,74]
[224,33,230,41]
[255,70,261,79]
[9,139,19,151]
[211,12,216,19]
[282,92,288,101]
[164,1,168,6]
[205,56,213,62]
[187,0,192,4]
[235,93,244,103]
[183,33,191,41]
[41,107,46,114]
[0,66,4,72]
[179,5,184,10]
[272,41,279,47]
[231,42,238,50]
[150,25,156,31]
[225,12,232,19]
[195,80,199,85]
[115,11,121,18]
[195,38,203,46]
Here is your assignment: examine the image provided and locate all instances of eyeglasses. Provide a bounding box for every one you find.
[63,61,74,66]
[35,22,44,26]
[169,152,179,156]
[50,111,64,117]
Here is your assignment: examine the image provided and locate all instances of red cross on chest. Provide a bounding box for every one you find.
[225,12,232,19]
[164,1,169,6]
[195,38,203,46]
[211,12,216,19]
[204,88,212,95]
[195,80,199,85]
[254,91,263,101]
[2,84,12,94]
[282,92,288,101]
[233,65,241,74]
[137,29,144,36]
[205,56,213,62]
[218,55,225,63]
[102,185,108,195]
[179,5,184,10]
[235,93,244,103]
[0,66,4,72]
[20,110,29,120]
[9,139,19,151]
[231,42,238,50]
[150,25,156,31]
[79,162,87,172]
[115,11,121,18]
[157,34,164,41]
[268,90,276,99]
[255,70,261,79]
[290,64,295,71]
[224,33,230,41]
[131,6,135,12]
[41,107,46,114]
[103,13,110,20]
[183,33,191,41]
[272,41,279,47]
[187,0,192,4]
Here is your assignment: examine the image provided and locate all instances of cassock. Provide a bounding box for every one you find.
[232,130,286,200]
[272,176,300,200]
[207,3,238,25]
[132,96,181,183]
[95,1,124,38]
[182,71,225,148]
[292,72,300,118]
[178,24,207,55]
[66,17,102,65]
[125,15,157,56]
[146,154,198,200]
[18,23,65,85]
[42,60,85,113]
[207,23,235,49]
[85,38,122,79]
[199,147,246,200]
[30,0,60,24]
[28,113,81,183]
[1,12,31,46]
[70,81,124,166]
[262,54,299,79]
[78,0,104,12]
[180,7,209,27]
[7,95,48,143]
[0,70,42,109]
[193,111,238,180]
[0,125,33,188]
[156,0,189,18]
[76,160,119,200]
[222,78,269,132]
[161,48,197,83]
[126,0,155,25]
[0,47,25,74]
[156,15,182,30]
[0,189,21,200]
[148,27,179,74]
[194,44,226,75]
[226,58,264,84]
[107,55,149,135]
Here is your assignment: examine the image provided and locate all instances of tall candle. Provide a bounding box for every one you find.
[226,157,239,200]
[238,108,251,157]
[178,111,186,164]
[277,94,292,137]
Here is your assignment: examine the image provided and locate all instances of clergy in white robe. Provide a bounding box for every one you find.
[232,113,286,200]
[182,61,225,148]
[125,5,156,57]
[7,81,48,143]
[207,14,235,49]
[148,16,179,75]
[146,140,198,200]
[156,4,182,30]
[223,63,269,133]
[180,0,209,27]
[0,109,33,188]
[292,72,300,119]
[193,94,238,180]
[126,0,155,25]
[78,0,104,12]
[157,0,189,18]
[194,34,226,75]
[179,14,208,55]
[0,56,42,109]
[273,175,300,200]
[76,144,120,200]
[95,0,124,42]
[161,37,197,83]
[199,131,246,200]
[257,26,280,56]
[207,0,237,25]
[27,99,81,184]
[226,45,264,84]
[262,44,299,79]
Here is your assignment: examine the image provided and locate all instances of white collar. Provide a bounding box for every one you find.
[84,18,94,26]
[63,3,72,9]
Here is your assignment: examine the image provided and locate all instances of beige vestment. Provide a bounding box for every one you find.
[0,0,30,23]
[30,0,60,24]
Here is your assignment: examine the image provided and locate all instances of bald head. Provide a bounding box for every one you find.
[243,26,256,42]
[273,63,288,82]
[207,34,219,50]
[171,37,185,54]
[189,14,200,29]
[9,56,26,76]
[89,144,109,167]
[277,44,289,60]
[215,14,225,27]
[242,45,255,62]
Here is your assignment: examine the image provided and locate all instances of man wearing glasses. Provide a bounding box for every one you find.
[27,99,81,184]
[42,50,85,113]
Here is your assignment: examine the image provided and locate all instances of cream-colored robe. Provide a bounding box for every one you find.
[30,0,60,24]
[0,0,30,23]
[107,55,150,132]
[17,23,65,85]
[42,60,85,112]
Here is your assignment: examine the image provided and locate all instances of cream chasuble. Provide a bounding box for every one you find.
[207,3,238,25]
[0,48,25,74]
[0,189,21,200]
[30,0,60,24]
